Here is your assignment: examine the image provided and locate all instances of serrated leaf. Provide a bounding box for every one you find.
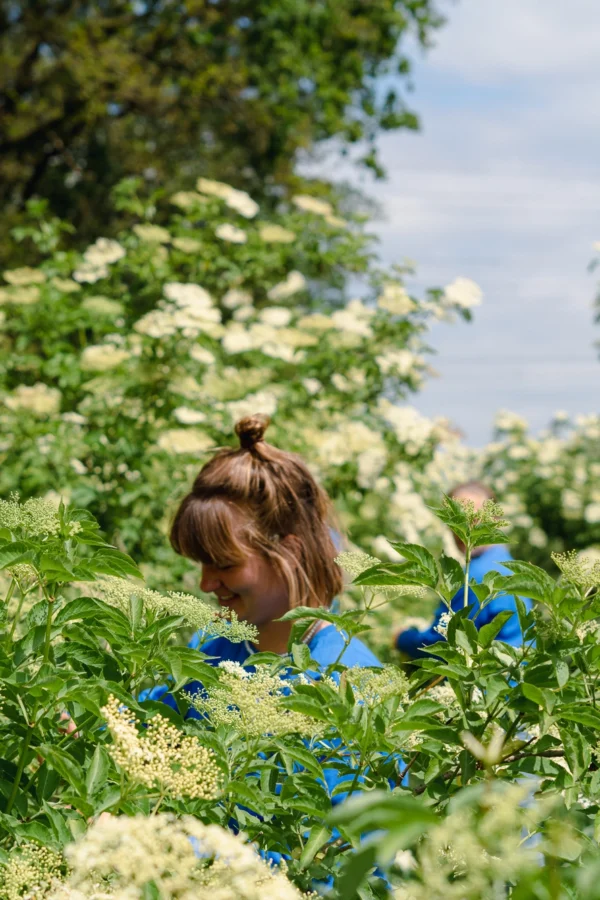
[0,541,31,570]
[85,745,110,797]
[38,744,85,794]
[478,611,514,647]
[555,660,569,689]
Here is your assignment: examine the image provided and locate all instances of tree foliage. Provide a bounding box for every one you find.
[0,0,445,260]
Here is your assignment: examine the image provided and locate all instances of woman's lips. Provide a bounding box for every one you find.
[218,594,240,608]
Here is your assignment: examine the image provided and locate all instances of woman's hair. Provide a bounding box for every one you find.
[170,414,343,608]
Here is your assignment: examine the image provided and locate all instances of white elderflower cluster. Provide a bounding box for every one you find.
[226,389,280,423]
[73,238,125,283]
[292,194,334,217]
[441,276,483,311]
[190,664,323,738]
[345,665,409,707]
[399,783,550,900]
[377,282,416,316]
[49,813,308,900]
[335,551,381,578]
[80,344,130,372]
[173,406,206,425]
[4,382,61,417]
[197,177,259,218]
[551,550,600,590]
[101,696,221,800]
[259,224,296,243]
[94,577,258,643]
[434,611,453,638]
[335,550,426,600]
[331,298,374,340]
[3,266,47,285]
[133,223,171,243]
[215,223,247,243]
[157,428,214,455]
[378,400,434,453]
[81,295,124,317]
[494,409,528,433]
[135,282,222,340]
[0,842,66,900]
[0,493,63,536]
[376,348,422,378]
[267,270,307,300]
[0,285,41,304]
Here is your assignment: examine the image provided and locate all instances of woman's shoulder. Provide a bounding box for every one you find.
[308,624,382,669]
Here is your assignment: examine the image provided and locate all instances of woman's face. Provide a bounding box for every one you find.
[200,550,290,628]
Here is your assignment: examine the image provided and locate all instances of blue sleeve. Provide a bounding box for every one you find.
[138,684,181,713]
[395,601,448,659]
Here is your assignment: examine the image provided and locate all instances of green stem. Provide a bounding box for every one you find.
[3,578,16,608]
[463,547,471,608]
[5,725,33,814]
[42,591,55,664]
[8,588,29,641]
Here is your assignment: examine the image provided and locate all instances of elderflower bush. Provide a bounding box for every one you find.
[0,179,477,589]
[1,496,600,897]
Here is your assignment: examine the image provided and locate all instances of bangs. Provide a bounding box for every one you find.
[170,495,251,566]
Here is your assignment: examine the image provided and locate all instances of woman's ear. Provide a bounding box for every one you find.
[281,533,303,559]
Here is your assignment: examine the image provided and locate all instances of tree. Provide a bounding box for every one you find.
[0,0,445,261]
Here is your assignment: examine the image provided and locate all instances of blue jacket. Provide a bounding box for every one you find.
[396,545,532,658]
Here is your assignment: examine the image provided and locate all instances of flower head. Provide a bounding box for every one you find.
[4,383,61,417]
[551,550,600,589]
[101,696,220,800]
[3,266,47,286]
[215,224,247,243]
[292,194,334,216]
[267,270,306,300]
[52,813,308,900]
[190,665,323,738]
[80,344,130,372]
[94,576,258,642]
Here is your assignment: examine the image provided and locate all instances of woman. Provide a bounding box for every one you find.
[146,413,381,716]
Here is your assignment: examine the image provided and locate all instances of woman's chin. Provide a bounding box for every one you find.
[219,595,245,618]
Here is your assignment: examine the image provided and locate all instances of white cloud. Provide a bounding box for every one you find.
[431,0,600,80]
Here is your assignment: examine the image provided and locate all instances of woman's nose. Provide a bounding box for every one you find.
[200,566,222,593]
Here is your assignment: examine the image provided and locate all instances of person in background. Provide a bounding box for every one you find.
[393,480,533,659]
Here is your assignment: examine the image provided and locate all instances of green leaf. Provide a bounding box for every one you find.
[478,611,514,647]
[335,844,377,900]
[39,553,75,581]
[129,592,144,633]
[298,824,331,870]
[38,744,85,794]
[558,705,600,729]
[388,542,439,586]
[354,561,435,589]
[438,554,464,599]
[85,745,110,797]
[329,789,438,835]
[0,541,31,570]
[555,660,569,689]
[520,683,555,714]
[291,642,312,671]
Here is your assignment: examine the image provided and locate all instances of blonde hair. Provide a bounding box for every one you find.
[170,415,343,609]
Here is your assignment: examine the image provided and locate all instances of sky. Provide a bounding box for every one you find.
[319,0,600,446]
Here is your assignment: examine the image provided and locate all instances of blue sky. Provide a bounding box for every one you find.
[318,0,600,446]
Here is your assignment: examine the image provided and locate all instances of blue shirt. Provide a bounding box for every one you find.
[143,623,381,714]
[396,545,533,658]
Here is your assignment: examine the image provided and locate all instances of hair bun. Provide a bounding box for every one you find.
[235,414,270,450]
